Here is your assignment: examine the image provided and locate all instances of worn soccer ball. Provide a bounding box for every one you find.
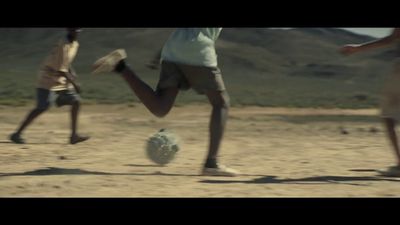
[146,129,180,165]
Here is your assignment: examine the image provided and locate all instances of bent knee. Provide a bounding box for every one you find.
[153,109,170,118]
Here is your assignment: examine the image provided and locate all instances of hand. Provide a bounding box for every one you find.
[69,68,78,78]
[74,83,81,94]
[339,44,361,56]
[146,59,160,70]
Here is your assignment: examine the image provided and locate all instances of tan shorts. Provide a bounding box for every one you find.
[157,61,226,94]
[381,61,400,121]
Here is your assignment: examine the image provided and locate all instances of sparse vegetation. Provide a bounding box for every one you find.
[0,28,395,108]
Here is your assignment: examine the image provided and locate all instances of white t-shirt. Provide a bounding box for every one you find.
[161,28,222,67]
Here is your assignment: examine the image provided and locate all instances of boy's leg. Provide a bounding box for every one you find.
[93,49,179,118]
[10,109,47,144]
[204,90,230,167]
[10,88,50,144]
[380,118,400,177]
[70,100,90,144]
[177,64,239,176]
[55,90,90,144]
[120,67,179,118]
[383,118,400,166]
[71,100,79,137]
[202,90,238,176]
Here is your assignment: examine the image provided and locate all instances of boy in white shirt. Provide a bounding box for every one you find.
[93,28,238,176]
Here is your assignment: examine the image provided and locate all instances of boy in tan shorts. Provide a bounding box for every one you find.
[340,28,400,176]
[92,28,238,176]
[10,28,89,145]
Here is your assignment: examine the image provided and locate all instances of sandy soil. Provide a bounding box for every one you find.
[1,104,399,197]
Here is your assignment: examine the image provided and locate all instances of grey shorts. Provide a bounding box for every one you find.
[157,61,226,94]
[36,88,80,110]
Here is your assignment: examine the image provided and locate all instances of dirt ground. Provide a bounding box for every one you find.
[1,104,399,197]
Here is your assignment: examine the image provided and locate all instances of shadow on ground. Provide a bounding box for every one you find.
[200,172,400,186]
[0,167,200,177]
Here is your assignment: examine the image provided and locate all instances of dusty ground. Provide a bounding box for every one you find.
[0,104,399,197]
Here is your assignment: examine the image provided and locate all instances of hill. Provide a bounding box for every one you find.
[0,28,396,108]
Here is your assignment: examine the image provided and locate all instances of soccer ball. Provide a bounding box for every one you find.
[146,129,180,165]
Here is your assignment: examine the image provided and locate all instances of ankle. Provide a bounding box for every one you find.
[205,158,218,168]
[114,60,127,73]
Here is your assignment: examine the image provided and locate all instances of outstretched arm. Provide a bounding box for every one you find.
[146,49,162,70]
[340,28,400,55]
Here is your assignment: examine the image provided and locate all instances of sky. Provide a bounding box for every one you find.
[341,28,392,38]
[272,28,393,38]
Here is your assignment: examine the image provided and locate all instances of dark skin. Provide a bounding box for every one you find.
[126,47,230,167]
[340,28,400,167]
[119,63,230,168]
[65,29,81,93]
[13,29,87,144]
[146,50,162,70]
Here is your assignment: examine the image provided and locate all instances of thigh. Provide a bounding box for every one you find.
[157,61,190,91]
[179,65,226,95]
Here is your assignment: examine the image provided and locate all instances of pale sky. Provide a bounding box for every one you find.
[271,28,393,38]
[341,28,392,38]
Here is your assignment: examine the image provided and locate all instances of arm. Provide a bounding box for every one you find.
[146,49,162,70]
[69,66,78,78]
[57,71,81,93]
[340,28,400,55]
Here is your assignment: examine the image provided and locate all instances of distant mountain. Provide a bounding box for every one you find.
[0,28,397,108]
[0,27,391,75]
